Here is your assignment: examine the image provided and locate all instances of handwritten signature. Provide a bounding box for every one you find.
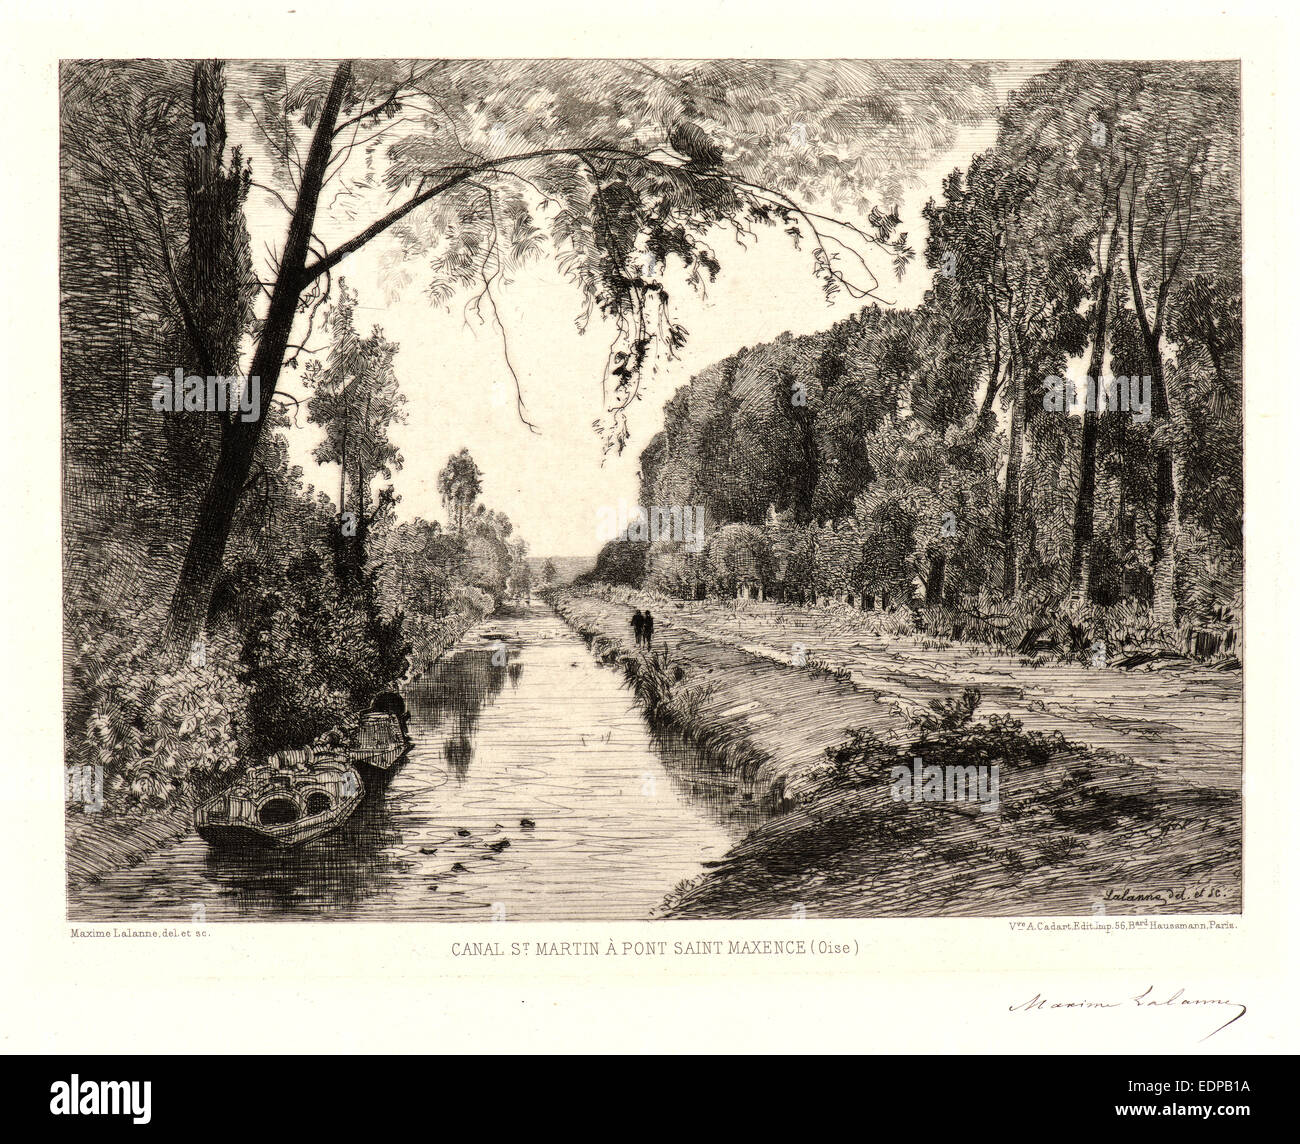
[1010,986,1246,1041]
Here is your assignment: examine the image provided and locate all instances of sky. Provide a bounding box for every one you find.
[234,61,1050,560]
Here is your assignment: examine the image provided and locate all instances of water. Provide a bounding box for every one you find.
[67,606,766,922]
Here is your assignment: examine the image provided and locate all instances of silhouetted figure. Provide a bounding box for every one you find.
[643,611,654,647]
[631,610,645,646]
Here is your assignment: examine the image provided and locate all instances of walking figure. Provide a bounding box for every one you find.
[643,610,654,648]
[631,609,645,647]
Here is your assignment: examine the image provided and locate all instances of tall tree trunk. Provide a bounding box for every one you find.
[1114,412,1138,599]
[1134,315,1176,625]
[980,295,1002,419]
[1070,387,1101,605]
[1001,340,1024,596]
[354,460,371,575]
[925,552,946,605]
[165,62,352,648]
[1149,363,1177,625]
[1069,212,1123,604]
[353,396,372,571]
[186,60,242,378]
[1124,185,1178,625]
[338,404,349,522]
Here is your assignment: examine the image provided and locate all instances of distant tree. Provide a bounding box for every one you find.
[437,448,483,534]
[512,560,533,599]
[584,539,650,587]
[306,281,407,573]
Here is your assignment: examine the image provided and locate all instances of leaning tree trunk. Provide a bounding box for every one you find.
[165,63,353,649]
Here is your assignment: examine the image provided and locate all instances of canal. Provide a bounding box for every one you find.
[67,604,767,922]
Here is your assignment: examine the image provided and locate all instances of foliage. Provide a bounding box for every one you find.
[704,523,773,595]
[65,606,247,810]
[236,551,410,757]
[305,280,408,572]
[577,539,651,588]
[616,60,1240,661]
[437,448,484,534]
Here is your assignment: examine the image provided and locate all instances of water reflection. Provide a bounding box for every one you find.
[407,646,514,783]
[67,608,772,922]
[198,791,407,916]
[648,725,774,837]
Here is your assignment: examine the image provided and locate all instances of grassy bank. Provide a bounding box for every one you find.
[559,584,1242,790]
[66,801,196,889]
[547,588,1241,918]
[549,589,895,808]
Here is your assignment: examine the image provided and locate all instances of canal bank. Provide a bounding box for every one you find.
[547,589,895,807]
[547,589,1242,918]
[66,800,196,891]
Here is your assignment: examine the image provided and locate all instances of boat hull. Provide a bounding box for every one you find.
[349,744,407,778]
[195,756,365,849]
[349,711,410,779]
[196,790,365,848]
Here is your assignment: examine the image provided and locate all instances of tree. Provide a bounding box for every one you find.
[1113,63,1239,623]
[627,60,1240,648]
[582,539,650,587]
[925,145,1093,597]
[857,415,1001,607]
[437,448,484,534]
[512,560,534,600]
[61,60,257,626]
[306,281,408,573]
[997,63,1136,604]
[160,58,995,645]
[706,523,773,597]
[459,505,523,605]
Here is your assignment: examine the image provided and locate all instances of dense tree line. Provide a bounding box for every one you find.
[630,62,1241,659]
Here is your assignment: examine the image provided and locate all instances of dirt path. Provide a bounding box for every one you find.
[642,598,1242,792]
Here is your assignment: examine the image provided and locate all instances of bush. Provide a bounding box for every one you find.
[575,539,649,587]
[809,688,1072,798]
[405,589,491,674]
[66,606,247,810]
[237,551,409,756]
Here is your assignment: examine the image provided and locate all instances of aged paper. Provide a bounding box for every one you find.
[1,0,1296,1054]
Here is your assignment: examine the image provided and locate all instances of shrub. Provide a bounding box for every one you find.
[237,551,409,756]
[66,607,247,810]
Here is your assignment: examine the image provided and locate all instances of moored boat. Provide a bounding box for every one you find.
[369,691,410,736]
[195,748,365,848]
[348,710,409,778]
